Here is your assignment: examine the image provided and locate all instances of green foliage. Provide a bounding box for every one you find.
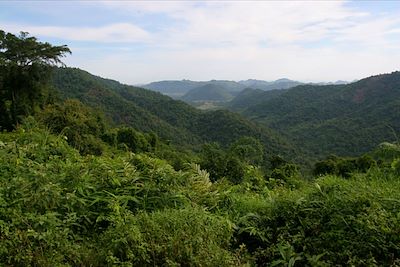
[200,143,228,182]
[313,156,338,176]
[263,155,302,189]
[0,31,70,66]
[0,30,70,130]
[224,156,246,184]
[314,154,376,178]
[269,163,299,185]
[390,157,400,175]
[237,72,400,160]
[115,127,151,153]
[100,208,236,266]
[0,125,244,266]
[199,138,264,184]
[38,99,106,155]
[2,31,400,266]
[181,83,234,102]
[229,136,264,165]
[155,146,196,171]
[371,142,400,162]
[228,88,285,112]
[225,173,400,266]
[1,121,400,266]
[51,67,299,161]
[269,155,288,170]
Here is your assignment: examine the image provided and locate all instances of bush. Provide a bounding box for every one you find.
[314,154,377,178]
[1,122,399,266]
[38,99,106,155]
[99,208,238,266]
[116,127,150,153]
[230,175,400,265]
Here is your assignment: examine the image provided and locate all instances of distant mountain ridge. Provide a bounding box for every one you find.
[181,84,235,102]
[140,80,201,98]
[228,88,287,112]
[142,78,304,98]
[230,71,400,158]
[143,79,309,106]
[238,78,303,91]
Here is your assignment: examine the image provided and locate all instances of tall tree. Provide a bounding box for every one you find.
[229,136,264,165]
[0,30,70,130]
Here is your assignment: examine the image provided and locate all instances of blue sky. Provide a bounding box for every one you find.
[1,1,400,84]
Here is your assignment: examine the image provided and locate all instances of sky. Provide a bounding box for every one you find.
[1,0,400,84]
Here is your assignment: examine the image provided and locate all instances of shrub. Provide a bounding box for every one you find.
[99,208,239,266]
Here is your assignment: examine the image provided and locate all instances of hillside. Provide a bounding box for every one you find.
[141,79,202,98]
[2,117,400,266]
[228,88,286,112]
[51,67,298,159]
[239,78,302,91]
[181,84,234,102]
[52,68,200,145]
[142,79,244,98]
[239,71,400,158]
[142,78,302,99]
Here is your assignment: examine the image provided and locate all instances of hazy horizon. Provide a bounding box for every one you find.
[2,1,400,84]
[135,77,354,87]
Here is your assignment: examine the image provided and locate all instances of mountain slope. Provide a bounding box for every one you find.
[240,71,400,158]
[181,84,234,102]
[239,78,302,91]
[51,67,298,159]
[51,68,200,145]
[142,78,303,99]
[228,88,286,112]
[141,80,202,98]
[141,79,245,98]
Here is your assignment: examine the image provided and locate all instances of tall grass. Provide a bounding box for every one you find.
[0,124,399,265]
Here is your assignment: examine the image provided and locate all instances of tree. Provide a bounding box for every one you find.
[269,155,288,170]
[199,143,227,182]
[224,155,245,184]
[0,30,71,130]
[116,127,150,153]
[229,136,263,165]
[39,99,106,155]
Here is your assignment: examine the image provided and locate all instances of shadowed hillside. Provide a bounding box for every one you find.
[181,84,234,102]
[237,71,400,158]
[51,67,299,160]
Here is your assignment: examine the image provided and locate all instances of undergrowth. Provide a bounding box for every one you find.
[0,124,399,266]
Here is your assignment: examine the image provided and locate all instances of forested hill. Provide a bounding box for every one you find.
[181,84,234,102]
[142,78,302,99]
[238,71,400,158]
[228,88,286,112]
[51,67,297,158]
[141,79,201,97]
[142,79,244,98]
[238,78,302,91]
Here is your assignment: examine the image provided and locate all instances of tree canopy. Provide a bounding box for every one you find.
[0,30,71,130]
[0,30,70,67]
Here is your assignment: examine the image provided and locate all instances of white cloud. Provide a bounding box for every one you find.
[3,1,400,82]
[99,1,195,14]
[98,1,371,47]
[332,16,400,45]
[66,42,400,84]
[1,23,151,43]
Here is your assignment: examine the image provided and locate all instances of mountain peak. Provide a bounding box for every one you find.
[274,78,293,82]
